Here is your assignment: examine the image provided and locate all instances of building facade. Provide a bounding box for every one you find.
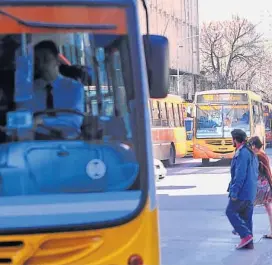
[138,0,200,100]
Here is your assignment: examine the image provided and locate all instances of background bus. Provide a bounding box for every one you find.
[194,90,265,165]
[149,94,187,166]
[263,102,272,147]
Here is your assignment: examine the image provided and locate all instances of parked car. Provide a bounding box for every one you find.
[154,159,167,181]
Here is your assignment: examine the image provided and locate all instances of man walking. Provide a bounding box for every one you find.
[226,129,258,249]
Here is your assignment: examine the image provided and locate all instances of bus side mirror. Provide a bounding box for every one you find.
[143,35,169,98]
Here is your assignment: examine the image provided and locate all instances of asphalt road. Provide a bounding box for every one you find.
[157,149,272,265]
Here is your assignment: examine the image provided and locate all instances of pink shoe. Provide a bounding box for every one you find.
[244,242,254,249]
[236,235,253,249]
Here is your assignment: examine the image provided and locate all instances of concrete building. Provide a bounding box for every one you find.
[138,0,200,100]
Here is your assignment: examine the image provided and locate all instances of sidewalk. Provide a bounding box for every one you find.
[160,207,272,265]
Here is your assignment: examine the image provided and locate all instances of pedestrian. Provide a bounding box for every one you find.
[249,136,272,239]
[226,129,258,249]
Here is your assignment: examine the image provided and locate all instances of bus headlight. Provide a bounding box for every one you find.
[128,254,143,265]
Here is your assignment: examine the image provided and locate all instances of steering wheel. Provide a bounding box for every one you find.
[33,109,85,140]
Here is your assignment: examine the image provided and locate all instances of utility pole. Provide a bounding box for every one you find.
[177,34,199,96]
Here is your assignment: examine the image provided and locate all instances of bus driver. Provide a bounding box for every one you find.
[17,40,84,139]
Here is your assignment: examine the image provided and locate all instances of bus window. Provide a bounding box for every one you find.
[110,50,129,116]
[173,104,181,127]
[167,103,175,127]
[179,104,185,125]
[151,100,160,126]
[177,104,183,126]
[159,101,168,127]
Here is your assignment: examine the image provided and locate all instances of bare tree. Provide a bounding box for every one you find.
[200,15,265,90]
[251,51,272,102]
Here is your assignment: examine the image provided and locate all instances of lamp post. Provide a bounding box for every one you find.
[177,34,199,95]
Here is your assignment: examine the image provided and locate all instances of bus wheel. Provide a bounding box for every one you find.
[202,158,209,166]
[166,144,176,167]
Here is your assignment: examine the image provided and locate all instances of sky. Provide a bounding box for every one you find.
[199,0,272,39]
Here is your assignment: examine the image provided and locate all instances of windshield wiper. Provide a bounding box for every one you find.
[0,9,116,30]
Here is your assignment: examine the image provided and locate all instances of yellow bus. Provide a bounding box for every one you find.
[149,94,187,166]
[194,90,266,165]
[0,0,169,264]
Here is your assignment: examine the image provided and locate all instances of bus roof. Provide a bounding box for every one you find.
[0,0,133,5]
[195,89,262,101]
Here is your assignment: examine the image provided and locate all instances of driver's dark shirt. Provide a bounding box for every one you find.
[241,112,249,123]
[17,74,84,137]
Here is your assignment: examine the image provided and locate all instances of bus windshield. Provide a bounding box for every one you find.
[196,105,250,138]
[0,29,143,231]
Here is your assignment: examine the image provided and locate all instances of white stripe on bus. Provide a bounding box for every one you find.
[0,200,139,217]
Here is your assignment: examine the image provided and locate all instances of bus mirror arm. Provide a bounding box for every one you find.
[143,35,169,98]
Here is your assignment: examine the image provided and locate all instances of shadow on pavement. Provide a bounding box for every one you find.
[167,161,201,169]
[199,159,232,167]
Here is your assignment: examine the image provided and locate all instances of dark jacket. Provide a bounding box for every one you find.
[228,144,258,202]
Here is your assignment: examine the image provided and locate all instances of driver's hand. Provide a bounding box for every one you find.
[35,117,44,126]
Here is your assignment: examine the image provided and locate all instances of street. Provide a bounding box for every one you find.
[157,149,272,265]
